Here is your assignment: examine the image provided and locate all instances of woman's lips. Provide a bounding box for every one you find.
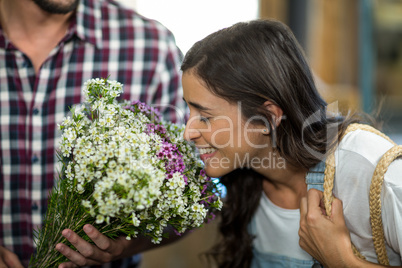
[198,147,217,161]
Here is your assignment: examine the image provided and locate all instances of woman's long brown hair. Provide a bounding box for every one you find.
[181,19,359,267]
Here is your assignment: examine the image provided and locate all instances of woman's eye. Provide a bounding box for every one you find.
[199,116,210,123]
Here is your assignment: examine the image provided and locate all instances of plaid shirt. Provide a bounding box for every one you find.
[0,0,185,266]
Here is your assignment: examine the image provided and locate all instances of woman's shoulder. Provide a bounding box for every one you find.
[332,126,402,263]
[335,126,402,189]
[337,127,396,167]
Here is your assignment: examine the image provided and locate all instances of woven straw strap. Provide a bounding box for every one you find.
[323,123,400,263]
[370,145,402,265]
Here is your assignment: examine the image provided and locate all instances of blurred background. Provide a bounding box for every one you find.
[115,0,402,267]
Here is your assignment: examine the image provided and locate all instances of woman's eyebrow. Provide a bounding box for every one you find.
[183,98,212,111]
[188,101,212,111]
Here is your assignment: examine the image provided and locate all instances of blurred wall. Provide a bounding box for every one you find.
[260,0,360,113]
[260,0,402,141]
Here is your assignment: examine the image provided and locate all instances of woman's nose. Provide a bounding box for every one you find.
[183,117,202,141]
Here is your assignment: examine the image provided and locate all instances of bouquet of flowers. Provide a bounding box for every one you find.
[29,78,222,267]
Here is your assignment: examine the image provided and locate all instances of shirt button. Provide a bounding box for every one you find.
[33,108,39,115]
[32,155,39,163]
[31,203,39,210]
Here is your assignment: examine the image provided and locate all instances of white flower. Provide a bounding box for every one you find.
[108,160,117,169]
[215,199,223,210]
[191,203,203,212]
[82,200,91,208]
[146,224,154,231]
[96,215,105,224]
[152,237,162,244]
[132,214,140,227]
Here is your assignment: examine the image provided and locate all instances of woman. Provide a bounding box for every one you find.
[181,19,402,267]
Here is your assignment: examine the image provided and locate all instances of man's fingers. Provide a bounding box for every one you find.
[5,254,24,268]
[56,226,118,266]
[0,247,24,268]
[62,229,96,257]
[57,260,79,268]
[0,258,8,268]
[56,241,102,267]
[56,242,86,267]
[57,228,104,265]
[83,224,113,252]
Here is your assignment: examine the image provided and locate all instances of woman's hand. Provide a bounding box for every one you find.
[299,189,358,268]
[56,224,136,268]
[0,246,24,268]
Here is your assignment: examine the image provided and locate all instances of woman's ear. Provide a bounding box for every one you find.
[263,100,283,127]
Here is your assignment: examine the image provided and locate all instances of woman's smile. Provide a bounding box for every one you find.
[197,147,218,161]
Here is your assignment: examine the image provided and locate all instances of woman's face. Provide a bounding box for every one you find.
[182,72,270,178]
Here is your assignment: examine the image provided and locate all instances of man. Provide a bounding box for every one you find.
[0,0,185,266]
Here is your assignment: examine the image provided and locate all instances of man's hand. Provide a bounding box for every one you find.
[0,246,23,268]
[56,224,135,268]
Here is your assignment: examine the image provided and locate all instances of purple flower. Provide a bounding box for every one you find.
[173,228,182,236]
[201,184,207,194]
[156,141,186,177]
[156,125,166,134]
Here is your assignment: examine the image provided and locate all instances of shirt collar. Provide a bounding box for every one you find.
[0,28,9,49]
[0,0,104,50]
[73,0,103,49]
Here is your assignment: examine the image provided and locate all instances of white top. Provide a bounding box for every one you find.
[251,129,402,265]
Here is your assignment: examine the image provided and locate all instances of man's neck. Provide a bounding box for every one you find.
[0,0,74,73]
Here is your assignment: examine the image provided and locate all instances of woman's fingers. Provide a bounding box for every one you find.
[330,198,345,224]
[306,189,324,215]
[300,196,307,217]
